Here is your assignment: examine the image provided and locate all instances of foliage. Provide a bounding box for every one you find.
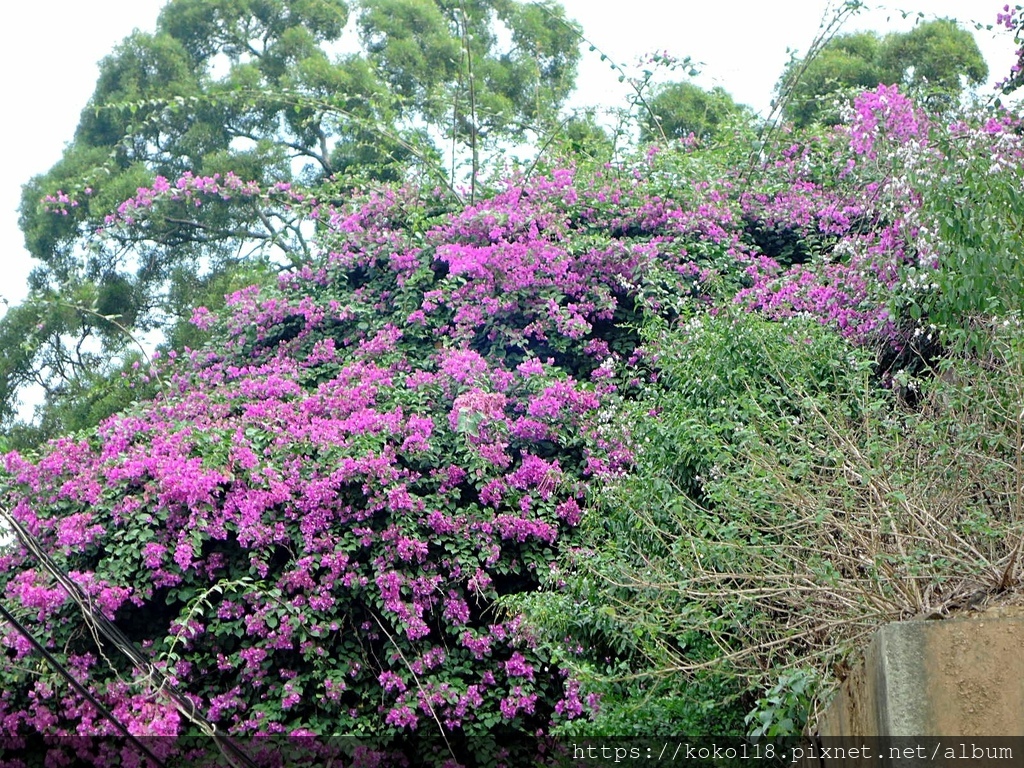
[779,19,987,127]
[1,89,961,758]
[0,290,152,440]
[540,109,616,165]
[900,113,1024,354]
[878,18,988,101]
[639,82,752,144]
[356,0,581,172]
[746,669,818,744]
[510,88,1024,739]
[521,309,1024,740]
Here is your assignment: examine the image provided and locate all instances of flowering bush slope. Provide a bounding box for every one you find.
[3,80,1024,765]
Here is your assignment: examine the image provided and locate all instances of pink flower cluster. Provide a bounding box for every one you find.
[848,84,928,159]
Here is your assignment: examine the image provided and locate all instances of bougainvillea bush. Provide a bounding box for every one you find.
[3,81,1024,766]
[1,164,741,767]
[2,171,655,767]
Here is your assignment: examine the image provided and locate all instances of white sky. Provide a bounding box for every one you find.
[0,0,1017,309]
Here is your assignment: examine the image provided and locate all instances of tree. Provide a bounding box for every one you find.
[779,19,987,127]
[639,81,750,144]
[878,18,989,102]
[5,0,582,447]
[356,0,581,190]
[778,31,884,129]
[546,108,615,162]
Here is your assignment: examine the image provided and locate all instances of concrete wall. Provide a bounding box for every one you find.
[818,606,1024,738]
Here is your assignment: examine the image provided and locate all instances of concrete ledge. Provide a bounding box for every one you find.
[819,606,1024,737]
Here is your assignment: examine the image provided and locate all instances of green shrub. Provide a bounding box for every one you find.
[519,307,1024,739]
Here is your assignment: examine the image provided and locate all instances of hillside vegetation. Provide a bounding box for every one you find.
[2,3,1024,766]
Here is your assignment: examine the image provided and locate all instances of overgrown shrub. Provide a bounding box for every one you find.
[519,309,1024,739]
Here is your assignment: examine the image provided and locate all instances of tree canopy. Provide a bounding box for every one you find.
[779,18,987,127]
[640,81,751,144]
